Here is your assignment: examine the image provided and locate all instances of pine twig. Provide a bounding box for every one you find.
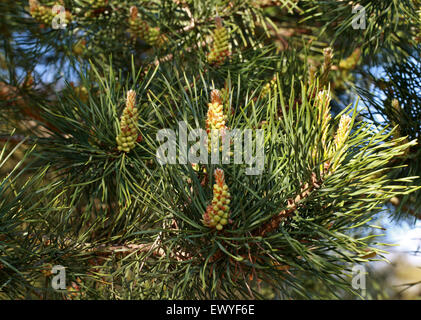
[256,172,321,236]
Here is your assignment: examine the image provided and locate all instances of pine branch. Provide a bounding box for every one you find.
[256,172,322,236]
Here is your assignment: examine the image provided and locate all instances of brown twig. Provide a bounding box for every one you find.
[0,134,31,144]
[256,172,322,236]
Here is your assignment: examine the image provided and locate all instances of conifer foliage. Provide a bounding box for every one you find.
[0,0,420,299]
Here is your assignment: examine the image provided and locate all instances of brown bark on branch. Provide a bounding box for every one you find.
[256,172,322,236]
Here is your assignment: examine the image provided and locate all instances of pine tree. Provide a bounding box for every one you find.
[0,0,420,299]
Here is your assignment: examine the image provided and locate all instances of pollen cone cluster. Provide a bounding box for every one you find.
[128,6,167,47]
[339,48,361,70]
[29,0,72,26]
[323,47,333,71]
[320,47,333,86]
[315,90,332,137]
[313,90,331,152]
[85,0,108,9]
[261,77,277,97]
[328,114,352,172]
[202,169,231,231]
[70,83,89,103]
[207,19,230,65]
[206,89,227,132]
[116,90,139,153]
[333,114,352,150]
[312,90,353,176]
[205,89,228,153]
[82,0,109,17]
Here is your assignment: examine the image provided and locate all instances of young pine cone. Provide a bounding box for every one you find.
[116,90,140,153]
[202,168,231,231]
[206,89,228,153]
[206,89,227,133]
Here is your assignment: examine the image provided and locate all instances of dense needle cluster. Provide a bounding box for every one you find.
[116,90,140,153]
[202,169,231,231]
